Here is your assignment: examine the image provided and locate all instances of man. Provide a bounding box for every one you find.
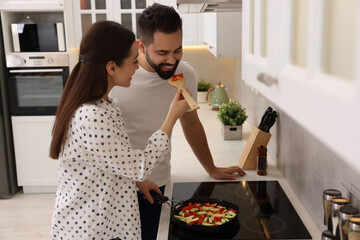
[109,3,246,239]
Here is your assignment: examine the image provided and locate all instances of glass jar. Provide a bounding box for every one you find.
[331,197,350,236]
[339,206,359,240]
[323,189,342,228]
[348,216,360,240]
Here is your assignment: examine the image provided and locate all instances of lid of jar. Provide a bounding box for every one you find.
[331,197,350,209]
[349,217,360,231]
[322,230,335,240]
[339,206,360,219]
[323,189,342,200]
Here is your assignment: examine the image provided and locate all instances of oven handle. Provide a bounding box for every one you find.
[9,69,64,73]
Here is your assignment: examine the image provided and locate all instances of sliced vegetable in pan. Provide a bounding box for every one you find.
[173,202,237,226]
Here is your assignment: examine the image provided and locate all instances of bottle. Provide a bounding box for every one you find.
[331,197,350,238]
[257,145,267,176]
[348,216,360,240]
[339,206,359,240]
[323,189,342,229]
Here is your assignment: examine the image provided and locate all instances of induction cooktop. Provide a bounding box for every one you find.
[168,181,312,240]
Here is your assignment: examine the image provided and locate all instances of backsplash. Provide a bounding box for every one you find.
[182,46,235,97]
[232,58,360,231]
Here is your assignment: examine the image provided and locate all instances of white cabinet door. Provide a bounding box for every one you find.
[0,0,64,10]
[72,0,151,46]
[242,0,360,173]
[11,116,58,193]
[181,13,199,46]
[71,0,198,47]
[242,0,282,101]
[199,12,217,55]
[199,12,242,58]
[217,12,242,58]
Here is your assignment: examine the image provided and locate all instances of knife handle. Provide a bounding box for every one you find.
[180,87,200,111]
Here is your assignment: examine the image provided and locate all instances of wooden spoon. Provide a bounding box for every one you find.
[168,74,200,111]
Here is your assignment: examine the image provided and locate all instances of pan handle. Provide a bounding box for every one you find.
[150,191,169,203]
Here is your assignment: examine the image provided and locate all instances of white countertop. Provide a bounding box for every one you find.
[157,103,322,239]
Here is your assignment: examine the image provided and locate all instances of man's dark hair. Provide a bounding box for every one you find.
[138,3,182,45]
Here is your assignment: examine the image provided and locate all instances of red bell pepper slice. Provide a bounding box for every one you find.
[171,73,183,81]
[229,208,237,213]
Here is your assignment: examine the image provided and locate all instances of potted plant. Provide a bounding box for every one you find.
[197,78,212,103]
[217,100,248,140]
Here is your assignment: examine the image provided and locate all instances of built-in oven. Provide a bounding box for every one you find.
[6,53,69,116]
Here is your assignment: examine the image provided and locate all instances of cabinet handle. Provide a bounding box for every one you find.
[208,45,214,49]
[203,41,208,45]
[257,73,278,86]
[9,69,64,73]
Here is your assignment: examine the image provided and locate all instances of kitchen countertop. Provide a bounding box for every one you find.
[157,103,322,239]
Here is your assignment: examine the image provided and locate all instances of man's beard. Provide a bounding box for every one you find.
[145,50,180,80]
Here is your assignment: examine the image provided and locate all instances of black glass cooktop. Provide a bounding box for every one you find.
[168,181,312,240]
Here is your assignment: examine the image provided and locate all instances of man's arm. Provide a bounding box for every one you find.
[180,110,246,179]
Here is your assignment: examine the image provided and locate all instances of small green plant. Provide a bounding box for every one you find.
[217,100,248,126]
[197,79,212,92]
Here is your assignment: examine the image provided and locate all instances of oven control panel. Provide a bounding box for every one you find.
[6,53,69,68]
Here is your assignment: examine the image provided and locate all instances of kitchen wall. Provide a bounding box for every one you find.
[183,48,360,231]
[182,46,236,97]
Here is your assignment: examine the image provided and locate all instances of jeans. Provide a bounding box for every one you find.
[137,186,165,240]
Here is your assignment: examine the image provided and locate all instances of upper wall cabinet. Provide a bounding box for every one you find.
[0,0,64,10]
[198,12,242,58]
[242,0,360,172]
[181,13,199,46]
[70,0,199,47]
[71,0,152,47]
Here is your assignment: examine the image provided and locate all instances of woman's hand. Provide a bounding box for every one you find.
[160,89,190,136]
[168,88,191,119]
[136,180,161,204]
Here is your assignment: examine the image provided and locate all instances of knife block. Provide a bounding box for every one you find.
[238,127,272,170]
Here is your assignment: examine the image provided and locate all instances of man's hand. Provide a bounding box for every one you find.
[180,111,246,181]
[209,166,246,180]
[136,180,161,204]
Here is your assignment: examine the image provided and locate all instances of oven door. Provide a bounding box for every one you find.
[7,67,69,116]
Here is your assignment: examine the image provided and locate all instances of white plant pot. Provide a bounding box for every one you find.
[221,124,243,140]
[197,91,208,103]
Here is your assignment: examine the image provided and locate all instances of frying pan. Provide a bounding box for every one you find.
[150,192,240,233]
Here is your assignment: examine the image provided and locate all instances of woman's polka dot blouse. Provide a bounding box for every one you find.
[50,99,170,240]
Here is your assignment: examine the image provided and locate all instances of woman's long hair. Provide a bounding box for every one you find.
[50,21,135,159]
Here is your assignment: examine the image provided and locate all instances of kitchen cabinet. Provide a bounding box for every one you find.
[0,0,64,10]
[198,12,242,58]
[181,13,199,46]
[242,0,360,172]
[71,0,153,46]
[11,116,58,193]
[70,0,199,47]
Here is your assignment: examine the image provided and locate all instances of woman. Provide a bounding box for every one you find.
[49,21,189,240]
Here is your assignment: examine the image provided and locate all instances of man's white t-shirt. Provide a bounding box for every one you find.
[109,61,197,187]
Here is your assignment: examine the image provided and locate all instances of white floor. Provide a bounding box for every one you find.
[0,191,54,240]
